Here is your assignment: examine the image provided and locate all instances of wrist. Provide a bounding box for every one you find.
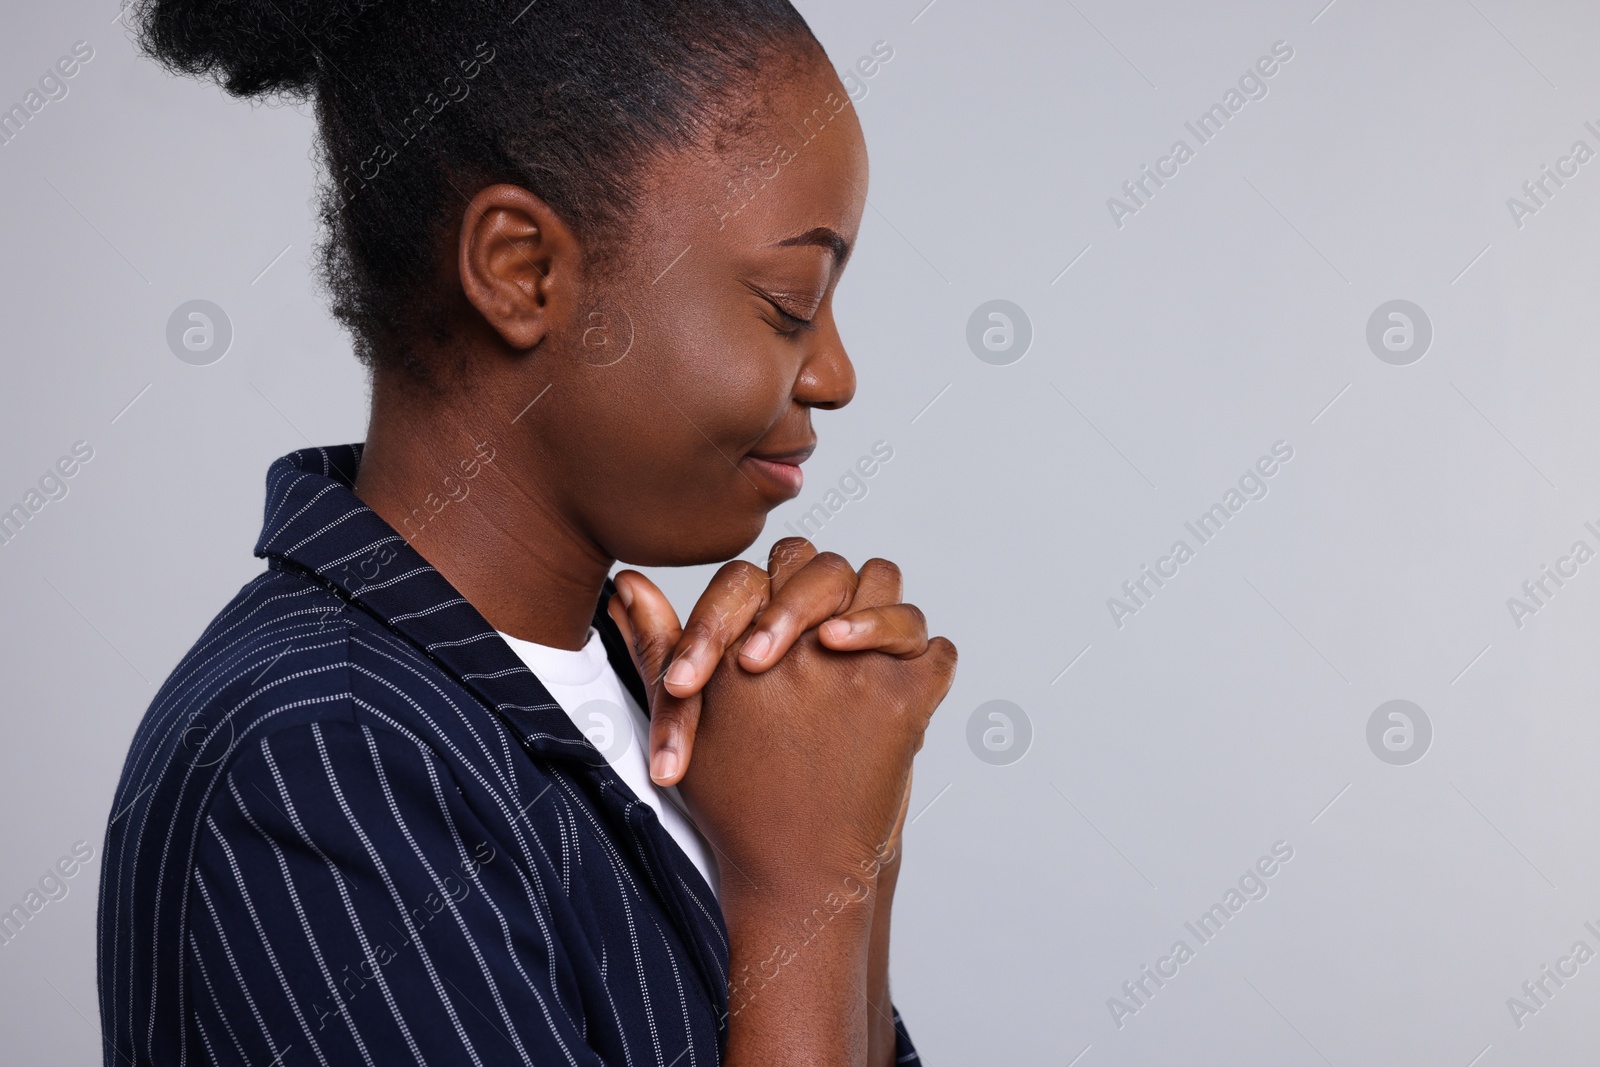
[719,877,875,1066]
[719,838,888,907]
[721,871,876,951]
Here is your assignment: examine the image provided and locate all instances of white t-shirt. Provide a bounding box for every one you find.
[496,626,720,898]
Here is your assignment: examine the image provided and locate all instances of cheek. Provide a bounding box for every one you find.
[640,300,795,448]
[565,341,791,563]
[560,333,779,490]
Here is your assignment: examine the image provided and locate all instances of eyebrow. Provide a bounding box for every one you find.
[774,227,852,265]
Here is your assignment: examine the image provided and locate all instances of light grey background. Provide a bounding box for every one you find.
[3,0,1598,1063]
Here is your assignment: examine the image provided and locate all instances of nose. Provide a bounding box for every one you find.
[792,319,856,410]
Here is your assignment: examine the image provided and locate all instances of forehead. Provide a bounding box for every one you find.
[643,62,869,262]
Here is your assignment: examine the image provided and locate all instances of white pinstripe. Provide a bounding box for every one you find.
[389,599,471,624]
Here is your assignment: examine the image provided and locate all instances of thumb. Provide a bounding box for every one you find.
[610,571,701,786]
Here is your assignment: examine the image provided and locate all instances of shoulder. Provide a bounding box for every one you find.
[110,564,499,832]
[128,566,356,771]
[100,565,542,947]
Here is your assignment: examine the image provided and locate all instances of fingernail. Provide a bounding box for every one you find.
[652,746,681,783]
[822,619,851,641]
[665,656,695,688]
[615,580,634,610]
[742,631,772,662]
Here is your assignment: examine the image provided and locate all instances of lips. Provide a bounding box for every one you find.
[745,442,816,466]
[739,439,814,501]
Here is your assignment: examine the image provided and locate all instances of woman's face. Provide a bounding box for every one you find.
[523,56,869,568]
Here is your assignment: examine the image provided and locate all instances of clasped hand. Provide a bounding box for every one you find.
[606,536,957,881]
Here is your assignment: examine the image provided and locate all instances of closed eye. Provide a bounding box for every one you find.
[749,283,820,336]
[770,302,816,335]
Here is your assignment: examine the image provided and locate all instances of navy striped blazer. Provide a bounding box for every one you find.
[96,444,918,1066]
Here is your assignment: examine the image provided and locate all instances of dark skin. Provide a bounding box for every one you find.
[354,54,956,1067]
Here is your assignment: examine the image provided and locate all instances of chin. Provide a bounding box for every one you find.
[613,510,770,569]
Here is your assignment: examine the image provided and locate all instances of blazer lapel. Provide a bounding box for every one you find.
[254,443,596,763]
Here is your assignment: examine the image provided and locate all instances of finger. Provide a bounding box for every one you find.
[610,571,681,687]
[844,557,903,613]
[818,602,928,658]
[765,536,817,597]
[738,550,859,672]
[661,560,770,698]
[611,572,700,785]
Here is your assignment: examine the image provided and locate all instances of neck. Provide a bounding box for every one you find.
[352,371,611,651]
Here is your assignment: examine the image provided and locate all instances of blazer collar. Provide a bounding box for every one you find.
[253,444,641,763]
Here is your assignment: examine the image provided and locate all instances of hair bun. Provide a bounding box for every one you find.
[130,0,389,98]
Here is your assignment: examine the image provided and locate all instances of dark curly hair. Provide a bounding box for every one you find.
[130,0,821,383]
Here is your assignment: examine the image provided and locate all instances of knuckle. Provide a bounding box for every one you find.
[721,559,767,596]
[770,537,814,568]
[652,704,686,728]
[810,550,853,573]
[632,628,666,660]
[638,644,677,686]
[680,618,721,646]
[702,606,735,636]
[810,553,860,591]
[756,599,803,632]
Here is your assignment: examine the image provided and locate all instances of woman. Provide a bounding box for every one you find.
[99,1,957,1065]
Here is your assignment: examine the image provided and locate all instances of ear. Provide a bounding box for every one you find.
[457,183,583,351]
